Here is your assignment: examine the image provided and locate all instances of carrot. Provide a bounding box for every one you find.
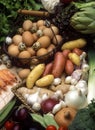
[62,49,71,58]
[65,59,74,75]
[42,62,53,76]
[52,52,66,78]
[72,48,83,56]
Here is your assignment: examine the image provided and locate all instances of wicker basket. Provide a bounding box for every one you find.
[12,83,38,113]
[3,10,63,68]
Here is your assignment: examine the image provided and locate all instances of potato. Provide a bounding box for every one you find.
[36,74,54,87]
[61,38,87,50]
[26,64,45,88]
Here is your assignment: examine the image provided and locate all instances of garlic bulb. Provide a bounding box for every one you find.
[71,69,82,81]
[27,91,40,105]
[64,89,87,109]
[52,100,66,114]
[75,80,88,95]
[53,90,63,99]
[32,102,41,111]
[52,78,61,86]
[41,0,60,13]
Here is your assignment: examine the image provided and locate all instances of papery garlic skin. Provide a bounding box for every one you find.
[75,80,88,95]
[41,0,60,13]
[32,102,41,111]
[52,78,61,86]
[52,100,66,114]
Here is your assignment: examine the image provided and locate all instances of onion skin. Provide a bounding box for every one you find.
[41,98,59,114]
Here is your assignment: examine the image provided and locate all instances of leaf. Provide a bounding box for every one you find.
[30,113,46,128]
[43,114,59,129]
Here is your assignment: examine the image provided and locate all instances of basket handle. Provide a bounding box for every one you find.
[18,9,50,17]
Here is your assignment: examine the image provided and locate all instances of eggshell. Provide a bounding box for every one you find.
[43,28,54,39]
[36,20,45,27]
[8,44,20,57]
[18,69,30,79]
[37,36,51,48]
[32,33,38,42]
[51,26,59,35]
[52,35,63,45]
[39,25,46,30]
[12,34,22,45]
[22,31,34,46]
[22,20,33,31]
[36,48,48,56]
[47,44,56,52]
[27,47,36,56]
[18,50,31,58]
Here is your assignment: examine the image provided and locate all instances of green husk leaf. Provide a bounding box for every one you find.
[43,114,59,129]
[31,113,46,128]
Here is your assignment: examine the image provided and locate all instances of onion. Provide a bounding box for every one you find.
[41,98,59,113]
[64,89,87,109]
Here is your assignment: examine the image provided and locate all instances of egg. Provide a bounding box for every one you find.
[32,33,38,42]
[51,26,59,35]
[18,69,30,79]
[43,27,54,39]
[52,35,63,45]
[18,50,31,58]
[12,34,22,45]
[36,48,48,56]
[22,31,34,46]
[31,22,38,33]
[37,36,51,48]
[27,47,36,56]
[22,19,33,31]
[36,20,45,27]
[39,25,46,30]
[8,44,20,57]
[47,44,56,52]
[18,27,24,34]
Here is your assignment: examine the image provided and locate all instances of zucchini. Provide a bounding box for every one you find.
[0,97,16,127]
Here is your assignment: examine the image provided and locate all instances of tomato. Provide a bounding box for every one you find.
[46,125,57,130]
[58,125,68,130]
[4,120,15,130]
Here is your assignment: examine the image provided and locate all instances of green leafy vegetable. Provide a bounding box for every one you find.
[30,113,59,128]
[0,0,43,43]
[68,99,95,130]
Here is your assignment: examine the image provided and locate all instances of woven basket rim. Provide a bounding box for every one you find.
[12,83,37,113]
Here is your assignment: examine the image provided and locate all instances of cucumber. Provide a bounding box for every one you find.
[0,97,16,127]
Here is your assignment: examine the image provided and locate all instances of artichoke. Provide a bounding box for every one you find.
[70,2,95,34]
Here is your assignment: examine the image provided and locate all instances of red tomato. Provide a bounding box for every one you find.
[4,120,15,130]
[46,125,57,130]
[58,125,68,130]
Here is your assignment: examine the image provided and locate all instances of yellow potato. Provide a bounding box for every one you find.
[68,53,80,66]
[61,38,87,50]
[26,64,45,88]
[36,74,54,87]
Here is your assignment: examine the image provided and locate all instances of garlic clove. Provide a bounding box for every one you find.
[52,78,61,86]
[32,102,41,111]
[65,76,72,84]
[53,90,63,99]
